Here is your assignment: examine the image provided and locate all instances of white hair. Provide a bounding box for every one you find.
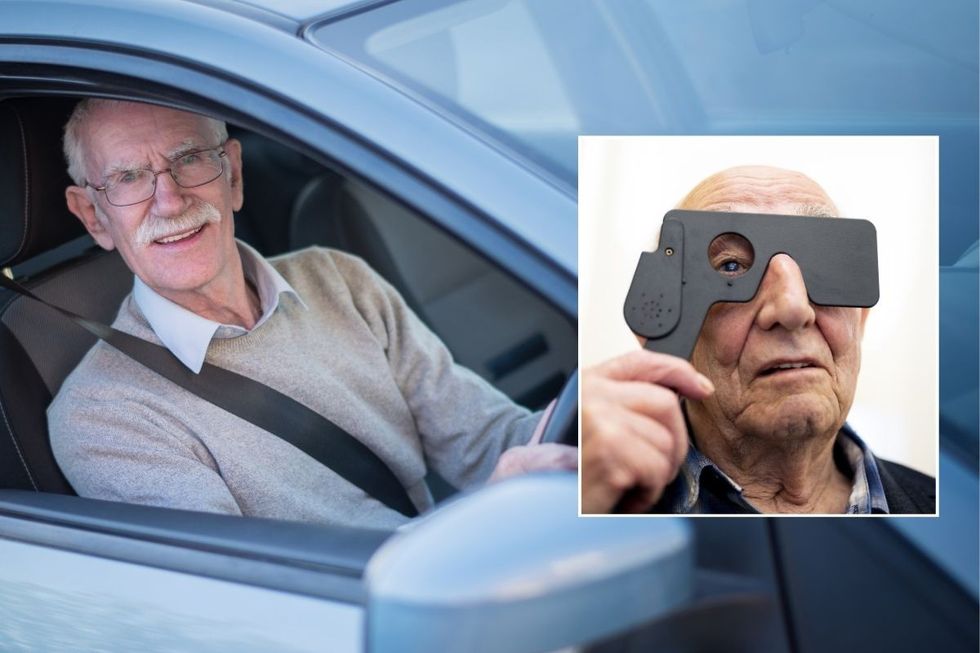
[63,98,228,186]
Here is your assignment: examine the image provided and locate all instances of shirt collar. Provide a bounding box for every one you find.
[660,420,890,514]
[132,240,307,374]
[661,438,755,514]
[838,424,890,514]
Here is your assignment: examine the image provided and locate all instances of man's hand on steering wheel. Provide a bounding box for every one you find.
[489,371,580,482]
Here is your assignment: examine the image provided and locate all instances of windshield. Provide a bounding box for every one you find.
[312,0,976,201]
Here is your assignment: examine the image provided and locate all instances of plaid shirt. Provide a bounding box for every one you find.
[653,423,890,514]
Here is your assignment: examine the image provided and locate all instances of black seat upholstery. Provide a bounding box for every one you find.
[289,171,429,321]
[231,130,323,257]
[0,97,133,494]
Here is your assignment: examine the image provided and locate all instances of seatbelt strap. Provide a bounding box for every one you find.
[0,273,419,518]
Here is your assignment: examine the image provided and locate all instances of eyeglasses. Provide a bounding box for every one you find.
[86,144,228,207]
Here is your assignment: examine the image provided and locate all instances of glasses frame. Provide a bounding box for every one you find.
[85,142,229,207]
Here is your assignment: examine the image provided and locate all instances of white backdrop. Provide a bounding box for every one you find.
[580,135,938,476]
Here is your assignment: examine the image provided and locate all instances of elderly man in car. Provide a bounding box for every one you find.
[49,99,576,529]
[581,165,935,515]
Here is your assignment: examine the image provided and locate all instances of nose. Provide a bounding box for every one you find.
[150,169,190,216]
[754,253,816,331]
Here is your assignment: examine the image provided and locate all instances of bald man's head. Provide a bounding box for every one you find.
[668,164,869,460]
[676,165,839,218]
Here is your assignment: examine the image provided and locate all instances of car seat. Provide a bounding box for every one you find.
[289,173,574,410]
[0,97,133,494]
[289,171,430,321]
[230,129,324,257]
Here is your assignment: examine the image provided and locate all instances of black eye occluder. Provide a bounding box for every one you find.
[623,210,879,359]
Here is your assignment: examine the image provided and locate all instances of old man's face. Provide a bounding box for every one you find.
[66,102,244,298]
[684,167,869,444]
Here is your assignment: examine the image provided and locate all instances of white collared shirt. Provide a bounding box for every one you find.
[132,241,307,373]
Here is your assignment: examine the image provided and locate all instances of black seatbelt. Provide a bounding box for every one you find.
[0,273,419,518]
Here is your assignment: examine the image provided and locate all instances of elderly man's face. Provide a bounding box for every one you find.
[685,168,869,442]
[66,102,243,298]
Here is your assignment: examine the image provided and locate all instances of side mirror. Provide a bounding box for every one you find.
[365,473,693,652]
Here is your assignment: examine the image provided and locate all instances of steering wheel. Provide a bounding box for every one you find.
[539,369,578,446]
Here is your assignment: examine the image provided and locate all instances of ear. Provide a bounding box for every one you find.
[223,137,244,211]
[65,185,116,251]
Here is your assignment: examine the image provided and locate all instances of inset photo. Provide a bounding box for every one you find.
[579,135,938,516]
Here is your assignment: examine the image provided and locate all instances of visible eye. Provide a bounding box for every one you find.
[115,170,144,185]
[718,259,744,274]
[715,257,751,278]
[707,233,754,279]
[178,152,202,166]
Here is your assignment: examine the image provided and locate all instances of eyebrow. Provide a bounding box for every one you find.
[100,158,149,180]
[166,139,206,160]
[708,233,752,258]
[795,203,837,217]
[99,139,209,179]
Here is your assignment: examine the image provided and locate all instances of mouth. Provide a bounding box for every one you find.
[756,359,821,377]
[153,224,205,246]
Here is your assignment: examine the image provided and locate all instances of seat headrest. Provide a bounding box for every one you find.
[0,98,87,268]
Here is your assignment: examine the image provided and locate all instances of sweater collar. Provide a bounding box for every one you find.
[132,240,306,374]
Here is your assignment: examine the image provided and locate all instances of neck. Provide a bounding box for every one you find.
[158,255,261,329]
[688,404,851,513]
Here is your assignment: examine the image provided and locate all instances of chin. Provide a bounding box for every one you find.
[740,395,840,442]
[145,267,220,295]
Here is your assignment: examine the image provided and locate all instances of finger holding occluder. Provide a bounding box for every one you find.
[606,379,690,470]
[595,349,714,400]
[581,350,711,513]
[581,402,678,513]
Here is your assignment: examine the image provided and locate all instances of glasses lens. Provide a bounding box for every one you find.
[105,170,155,206]
[101,148,225,206]
[173,149,224,188]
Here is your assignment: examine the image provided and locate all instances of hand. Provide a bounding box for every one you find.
[488,443,578,482]
[489,400,578,482]
[581,349,714,514]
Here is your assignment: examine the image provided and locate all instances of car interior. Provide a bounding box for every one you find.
[0,95,575,507]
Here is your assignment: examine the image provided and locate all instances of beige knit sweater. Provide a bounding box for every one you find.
[49,247,537,529]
